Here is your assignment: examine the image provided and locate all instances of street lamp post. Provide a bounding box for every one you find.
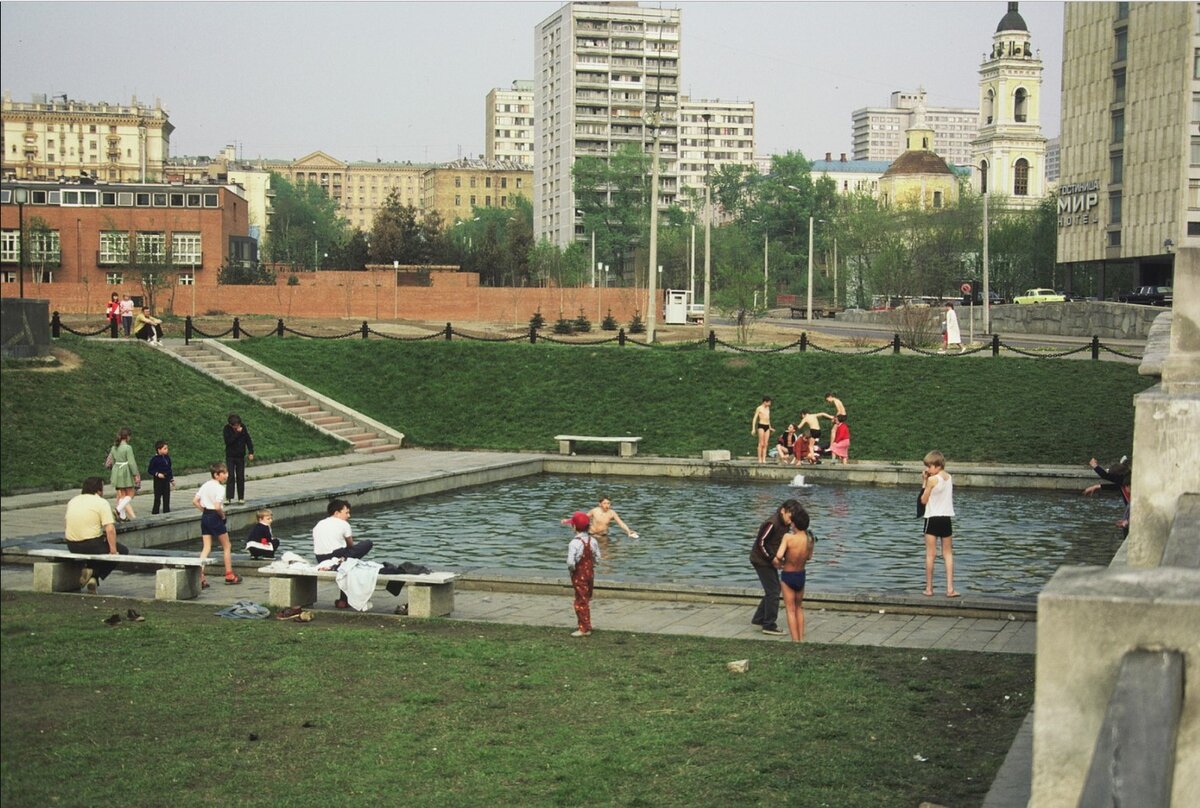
[982,189,991,334]
[763,231,769,308]
[807,216,814,322]
[702,113,712,331]
[14,188,28,299]
[645,115,662,343]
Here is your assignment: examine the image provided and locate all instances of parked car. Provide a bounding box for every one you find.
[1117,286,1173,306]
[962,290,1006,306]
[1055,290,1088,302]
[1013,288,1066,304]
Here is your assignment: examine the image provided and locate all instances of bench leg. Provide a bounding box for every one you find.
[156,567,202,601]
[32,561,85,593]
[406,582,454,618]
[558,439,574,456]
[268,577,318,608]
[619,441,637,457]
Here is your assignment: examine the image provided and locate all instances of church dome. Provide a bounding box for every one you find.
[996,2,1028,33]
[881,150,954,178]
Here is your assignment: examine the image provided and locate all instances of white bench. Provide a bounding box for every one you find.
[27,548,214,601]
[555,434,643,457]
[263,569,457,617]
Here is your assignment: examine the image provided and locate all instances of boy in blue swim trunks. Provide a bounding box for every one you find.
[772,505,814,642]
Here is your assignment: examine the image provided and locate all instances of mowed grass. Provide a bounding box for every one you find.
[0,338,346,494]
[236,338,1152,464]
[0,591,1033,807]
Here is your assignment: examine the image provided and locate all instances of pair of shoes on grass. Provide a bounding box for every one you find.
[276,606,312,622]
[104,609,147,626]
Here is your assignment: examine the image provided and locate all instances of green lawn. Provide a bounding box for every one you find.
[0,338,346,494]
[235,338,1151,464]
[0,591,1033,807]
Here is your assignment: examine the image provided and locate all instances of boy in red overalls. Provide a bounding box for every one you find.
[565,511,601,637]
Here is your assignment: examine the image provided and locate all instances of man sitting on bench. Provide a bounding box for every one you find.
[312,498,375,610]
[66,476,130,594]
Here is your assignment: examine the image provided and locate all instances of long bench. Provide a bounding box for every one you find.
[263,569,457,617]
[27,548,214,601]
[555,434,642,457]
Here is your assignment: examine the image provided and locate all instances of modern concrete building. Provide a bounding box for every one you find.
[878,106,961,210]
[534,2,681,247]
[1055,0,1197,293]
[970,2,1048,208]
[851,88,978,168]
[811,153,890,198]
[1,92,173,183]
[677,96,755,208]
[1044,136,1060,184]
[485,80,535,165]
[421,158,533,224]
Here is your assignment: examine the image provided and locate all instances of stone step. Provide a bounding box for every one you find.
[346,435,387,447]
[288,405,322,416]
[241,382,277,393]
[306,415,346,427]
[355,443,402,455]
[275,398,312,409]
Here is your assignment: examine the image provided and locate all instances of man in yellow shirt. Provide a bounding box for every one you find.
[66,476,129,593]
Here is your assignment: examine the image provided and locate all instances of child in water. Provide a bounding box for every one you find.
[772,505,814,642]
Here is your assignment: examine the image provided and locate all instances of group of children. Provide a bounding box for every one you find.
[105,292,164,344]
[753,393,852,466]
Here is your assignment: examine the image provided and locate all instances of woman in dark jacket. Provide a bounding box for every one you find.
[223,413,255,503]
[749,498,804,635]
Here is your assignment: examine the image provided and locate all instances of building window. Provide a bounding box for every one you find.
[0,230,19,263]
[136,232,166,264]
[1115,30,1127,62]
[106,273,124,285]
[1014,88,1028,123]
[516,178,523,188]
[486,196,492,206]
[172,233,202,265]
[1113,70,1126,104]
[1108,230,1121,247]
[178,273,195,286]
[933,190,943,208]
[454,177,461,188]
[1112,111,1124,144]
[29,230,61,264]
[1192,137,1200,167]
[31,269,53,283]
[1,271,14,282]
[470,195,477,206]
[1013,159,1029,196]
[455,195,461,206]
[1110,192,1122,224]
[470,177,477,188]
[1116,2,1129,20]
[1111,153,1124,184]
[99,231,130,264]
[501,177,508,189]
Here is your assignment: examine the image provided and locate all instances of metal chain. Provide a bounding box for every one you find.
[998,342,1090,359]
[367,328,447,342]
[1098,344,1144,360]
[808,340,892,356]
[281,326,360,340]
[191,326,235,339]
[60,322,112,337]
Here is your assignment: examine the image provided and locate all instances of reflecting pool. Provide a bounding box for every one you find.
[273,474,1125,597]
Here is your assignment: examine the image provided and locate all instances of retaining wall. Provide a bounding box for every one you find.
[838,302,1162,339]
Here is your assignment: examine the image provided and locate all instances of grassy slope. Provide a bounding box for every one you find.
[0,338,345,494]
[236,338,1152,464]
[0,592,1033,807]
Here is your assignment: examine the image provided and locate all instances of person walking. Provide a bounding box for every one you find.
[749,499,803,635]
[109,427,139,521]
[223,413,255,504]
[940,302,963,354]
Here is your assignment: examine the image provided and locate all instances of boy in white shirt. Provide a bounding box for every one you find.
[312,498,373,609]
[193,462,241,588]
[919,450,958,598]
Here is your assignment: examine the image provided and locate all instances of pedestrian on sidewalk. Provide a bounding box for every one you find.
[193,462,241,588]
[223,413,255,504]
[147,439,175,514]
[109,427,139,521]
[565,511,600,637]
[940,302,963,354]
[749,499,803,635]
[119,292,134,337]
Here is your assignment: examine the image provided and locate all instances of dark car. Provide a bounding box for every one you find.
[962,290,1006,306]
[1056,290,1086,302]
[1118,286,1173,306]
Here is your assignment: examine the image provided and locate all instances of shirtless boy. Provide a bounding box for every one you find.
[772,505,814,642]
[797,411,831,463]
[824,393,846,417]
[751,397,773,464]
[587,496,638,540]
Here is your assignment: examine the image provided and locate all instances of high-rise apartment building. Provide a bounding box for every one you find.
[486,81,535,165]
[1055,1,1197,291]
[534,2,681,247]
[677,96,755,208]
[1,92,173,183]
[1044,136,1060,184]
[851,88,977,167]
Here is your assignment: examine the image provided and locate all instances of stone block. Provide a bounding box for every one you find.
[407,582,454,617]
[618,440,638,457]
[155,567,202,601]
[32,560,84,593]
[702,450,732,462]
[268,576,318,608]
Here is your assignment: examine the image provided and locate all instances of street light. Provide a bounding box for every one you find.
[702,113,713,331]
[644,102,663,343]
[13,187,28,299]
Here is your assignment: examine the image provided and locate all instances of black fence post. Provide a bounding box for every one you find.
[233,317,241,339]
[276,318,284,338]
[361,321,369,340]
[708,329,716,350]
[529,325,538,344]
[992,334,1000,356]
[1091,335,1100,360]
[184,316,193,345]
[51,311,61,338]
[444,322,453,341]
[110,317,119,339]
[618,328,626,347]
[800,332,808,352]
[892,333,901,354]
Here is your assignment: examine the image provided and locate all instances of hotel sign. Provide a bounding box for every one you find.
[1058,180,1100,227]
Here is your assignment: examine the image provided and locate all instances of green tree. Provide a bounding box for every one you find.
[327,229,370,270]
[369,194,423,265]
[217,260,275,285]
[711,225,766,343]
[572,143,650,280]
[264,172,345,270]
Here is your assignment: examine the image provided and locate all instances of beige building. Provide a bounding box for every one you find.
[165,145,274,240]
[486,80,534,165]
[421,158,532,224]
[878,108,961,211]
[852,88,978,168]
[1,92,173,182]
[1056,1,1197,292]
[677,96,756,209]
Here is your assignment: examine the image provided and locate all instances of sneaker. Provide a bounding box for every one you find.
[79,567,94,589]
[236,499,246,505]
[275,606,303,621]
[761,626,785,636]
[85,577,98,595]
[570,629,592,637]
[394,604,409,616]
[126,609,145,623]
[103,613,122,626]
[334,599,350,609]
[224,573,242,585]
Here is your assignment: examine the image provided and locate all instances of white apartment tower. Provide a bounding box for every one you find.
[485,80,534,165]
[677,96,755,208]
[971,2,1047,207]
[851,88,978,167]
[534,2,681,247]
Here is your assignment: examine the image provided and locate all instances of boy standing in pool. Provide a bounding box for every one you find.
[565,511,600,637]
[772,505,814,642]
[920,450,958,598]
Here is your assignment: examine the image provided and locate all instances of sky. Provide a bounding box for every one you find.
[0,1,1063,164]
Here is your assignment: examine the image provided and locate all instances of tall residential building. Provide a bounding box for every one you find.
[677,96,755,208]
[1,92,173,182]
[1044,136,1060,184]
[970,2,1047,208]
[1055,1,1197,291]
[534,2,681,247]
[421,158,533,224]
[851,88,977,167]
[485,80,534,164]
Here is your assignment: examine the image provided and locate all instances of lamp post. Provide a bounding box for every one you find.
[14,187,28,298]
[644,100,663,343]
[702,113,712,331]
[807,216,815,322]
[982,188,990,334]
[312,220,318,271]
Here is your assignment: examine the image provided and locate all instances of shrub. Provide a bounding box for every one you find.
[573,308,592,333]
[553,316,574,335]
[628,312,645,334]
[601,309,618,331]
[529,309,546,331]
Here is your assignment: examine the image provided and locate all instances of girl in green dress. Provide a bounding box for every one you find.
[110,427,140,520]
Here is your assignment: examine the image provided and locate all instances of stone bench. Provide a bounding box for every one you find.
[27,548,214,601]
[263,569,457,617]
[555,434,642,457]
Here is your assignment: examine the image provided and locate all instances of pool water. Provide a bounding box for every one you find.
[273,474,1126,597]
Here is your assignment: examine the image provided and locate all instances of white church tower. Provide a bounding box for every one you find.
[971,2,1047,208]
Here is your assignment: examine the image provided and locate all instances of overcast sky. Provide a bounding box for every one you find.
[1,1,1063,164]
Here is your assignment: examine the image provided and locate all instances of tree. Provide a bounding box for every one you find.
[368,194,423,265]
[327,229,370,270]
[572,143,650,280]
[263,172,345,270]
[711,225,766,343]
[218,260,275,285]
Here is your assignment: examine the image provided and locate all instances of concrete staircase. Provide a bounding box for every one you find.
[164,340,404,455]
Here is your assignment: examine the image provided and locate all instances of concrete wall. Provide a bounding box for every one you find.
[0,297,51,358]
[838,301,1160,339]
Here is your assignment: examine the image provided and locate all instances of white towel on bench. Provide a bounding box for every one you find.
[337,558,382,612]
